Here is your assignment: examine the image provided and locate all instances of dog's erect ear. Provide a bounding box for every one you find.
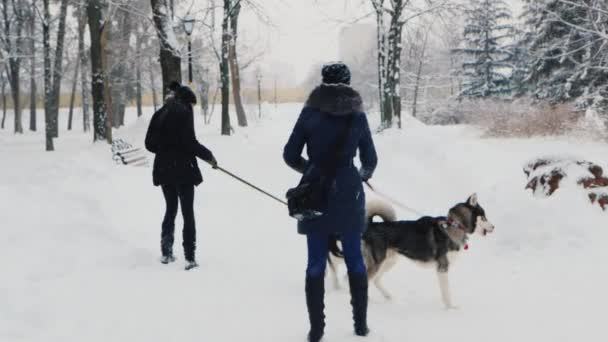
[468,193,478,206]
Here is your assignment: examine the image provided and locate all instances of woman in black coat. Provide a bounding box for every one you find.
[145,82,217,271]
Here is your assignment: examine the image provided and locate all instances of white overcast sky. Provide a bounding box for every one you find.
[237,0,524,83]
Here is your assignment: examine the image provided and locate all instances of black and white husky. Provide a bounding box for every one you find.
[328,194,495,309]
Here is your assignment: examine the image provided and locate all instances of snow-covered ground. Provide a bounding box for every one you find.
[1,105,607,342]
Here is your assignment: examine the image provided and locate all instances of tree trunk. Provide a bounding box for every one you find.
[135,25,143,118]
[228,2,247,127]
[373,1,386,124]
[149,57,159,111]
[101,22,113,138]
[220,0,231,135]
[3,0,25,134]
[87,0,109,143]
[197,67,210,120]
[28,6,36,132]
[78,3,90,132]
[412,29,429,119]
[390,22,403,128]
[49,0,69,138]
[412,60,423,119]
[42,0,54,150]
[151,0,182,99]
[67,57,80,130]
[1,68,6,129]
[111,8,131,128]
[9,59,23,134]
[383,13,398,127]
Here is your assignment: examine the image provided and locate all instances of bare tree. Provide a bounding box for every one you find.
[370,0,388,124]
[220,0,232,135]
[67,53,80,131]
[151,0,181,99]
[49,0,69,138]
[228,0,247,127]
[78,2,90,132]
[87,0,110,143]
[42,0,53,150]
[135,22,144,118]
[26,2,36,131]
[368,0,453,127]
[407,24,431,118]
[1,67,6,129]
[1,0,26,133]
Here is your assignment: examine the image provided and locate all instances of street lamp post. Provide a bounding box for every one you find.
[257,71,262,119]
[182,14,195,85]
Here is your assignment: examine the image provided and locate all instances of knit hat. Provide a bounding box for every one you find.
[168,81,197,105]
[322,62,351,85]
[168,81,182,92]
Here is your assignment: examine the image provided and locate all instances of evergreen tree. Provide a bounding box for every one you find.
[457,0,515,98]
[521,0,608,112]
[508,27,531,98]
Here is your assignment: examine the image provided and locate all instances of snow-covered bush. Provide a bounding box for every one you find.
[524,157,608,211]
[425,98,587,138]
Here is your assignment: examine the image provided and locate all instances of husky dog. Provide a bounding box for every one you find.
[328,194,495,309]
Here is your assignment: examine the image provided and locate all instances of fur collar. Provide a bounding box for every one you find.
[305,83,363,116]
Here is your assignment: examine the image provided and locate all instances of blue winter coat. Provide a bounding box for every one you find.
[283,84,378,235]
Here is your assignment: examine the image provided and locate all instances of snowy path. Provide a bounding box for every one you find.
[1,106,607,342]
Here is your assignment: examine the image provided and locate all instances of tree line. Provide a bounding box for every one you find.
[0,0,264,151]
[457,0,608,113]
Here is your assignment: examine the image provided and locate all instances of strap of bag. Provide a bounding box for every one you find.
[319,114,355,180]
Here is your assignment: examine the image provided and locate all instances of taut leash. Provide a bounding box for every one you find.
[213,164,288,206]
[364,181,426,217]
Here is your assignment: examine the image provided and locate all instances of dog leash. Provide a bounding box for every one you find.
[209,162,288,206]
[364,181,426,216]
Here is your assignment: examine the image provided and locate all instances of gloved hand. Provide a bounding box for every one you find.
[210,157,219,169]
[359,168,372,182]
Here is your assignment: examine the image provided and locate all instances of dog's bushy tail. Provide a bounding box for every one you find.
[366,199,397,224]
[328,200,396,260]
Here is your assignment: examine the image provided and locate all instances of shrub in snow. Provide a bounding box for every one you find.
[524,157,608,211]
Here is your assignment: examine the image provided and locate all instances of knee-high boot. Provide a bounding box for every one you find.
[305,275,325,342]
[348,272,369,336]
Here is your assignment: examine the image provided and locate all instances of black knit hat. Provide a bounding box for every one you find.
[169,82,197,105]
[322,62,351,85]
[168,81,182,92]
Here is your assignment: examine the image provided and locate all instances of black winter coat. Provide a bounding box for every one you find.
[145,98,214,186]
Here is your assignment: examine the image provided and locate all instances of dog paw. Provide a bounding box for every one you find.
[444,304,460,310]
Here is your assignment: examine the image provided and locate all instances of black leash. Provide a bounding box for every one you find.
[212,164,288,206]
[207,166,422,213]
[364,181,426,216]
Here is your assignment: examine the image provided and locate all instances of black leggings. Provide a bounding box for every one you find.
[161,184,196,261]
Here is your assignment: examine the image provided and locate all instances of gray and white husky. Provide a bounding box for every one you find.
[328,194,495,309]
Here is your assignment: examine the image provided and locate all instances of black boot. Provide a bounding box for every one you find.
[160,238,174,263]
[348,272,369,337]
[305,275,325,342]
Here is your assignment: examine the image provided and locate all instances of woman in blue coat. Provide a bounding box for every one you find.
[283,63,378,341]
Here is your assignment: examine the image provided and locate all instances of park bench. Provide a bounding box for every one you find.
[112,139,149,167]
